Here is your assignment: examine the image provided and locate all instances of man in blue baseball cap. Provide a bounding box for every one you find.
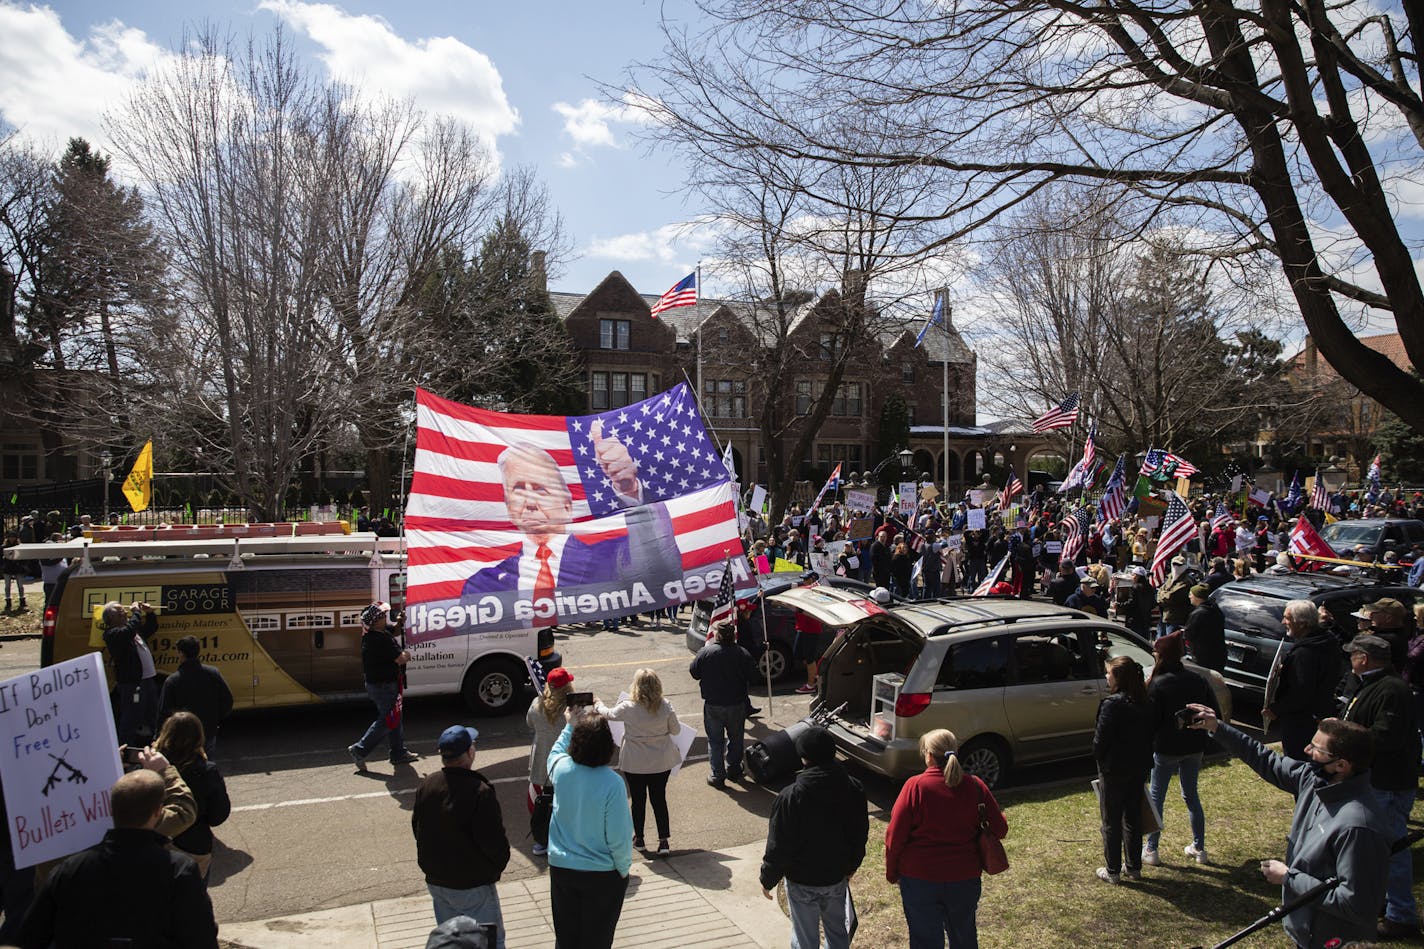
[412,724,511,947]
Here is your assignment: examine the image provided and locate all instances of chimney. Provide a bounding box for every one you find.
[1303,333,1317,376]
[531,250,548,295]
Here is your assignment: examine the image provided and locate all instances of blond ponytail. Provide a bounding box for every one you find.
[919,728,963,788]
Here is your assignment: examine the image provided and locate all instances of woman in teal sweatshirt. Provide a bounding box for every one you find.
[546,710,634,949]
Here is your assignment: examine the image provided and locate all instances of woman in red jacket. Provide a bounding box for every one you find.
[885,729,1008,949]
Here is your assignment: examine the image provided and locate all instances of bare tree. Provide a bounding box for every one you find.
[630,0,1424,433]
[109,29,340,519]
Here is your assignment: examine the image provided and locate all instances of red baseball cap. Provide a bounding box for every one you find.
[546,667,574,689]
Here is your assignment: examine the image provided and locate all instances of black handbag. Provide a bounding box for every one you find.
[531,784,555,846]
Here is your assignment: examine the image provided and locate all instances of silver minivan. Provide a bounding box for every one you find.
[772,588,1232,788]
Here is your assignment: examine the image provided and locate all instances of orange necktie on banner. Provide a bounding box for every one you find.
[533,544,556,627]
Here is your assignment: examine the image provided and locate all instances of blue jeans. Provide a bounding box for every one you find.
[899,875,981,949]
[703,702,745,779]
[428,883,505,949]
[1147,751,1205,851]
[786,878,850,949]
[1374,787,1419,925]
[352,681,406,760]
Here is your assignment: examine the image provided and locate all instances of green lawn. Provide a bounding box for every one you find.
[853,755,1423,948]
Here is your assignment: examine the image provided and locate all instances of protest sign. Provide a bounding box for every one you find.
[844,489,876,513]
[969,489,985,507]
[919,484,939,501]
[947,534,963,551]
[810,551,833,575]
[898,483,917,516]
[847,517,875,541]
[0,653,123,870]
[966,508,987,531]
[750,485,768,515]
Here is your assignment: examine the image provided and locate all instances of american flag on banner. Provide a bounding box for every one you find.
[1059,508,1092,563]
[1211,501,1232,530]
[1003,465,1024,506]
[404,384,748,640]
[649,272,698,318]
[1150,491,1196,585]
[708,557,736,626]
[1032,392,1081,433]
[1288,516,1334,571]
[1097,455,1128,522]
[1140,448,1200,480]
[973,551,1012,596]
[1309,470,1329,511]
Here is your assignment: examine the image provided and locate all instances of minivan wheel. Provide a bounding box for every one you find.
[959,738,1010,790]
[462,658,527,715]
[757,642,793,683]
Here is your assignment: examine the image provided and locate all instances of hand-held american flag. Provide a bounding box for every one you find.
[1032,392,1080,433]
[972,551,1012,596]
[708,556,737,626]
[1059,508,1092,563]
[1309,469,1329,511]
[1002,466,1024,506]
[1149,491,1196,585]
[1211,501,1232,530]
[807,463,842,517]
[649,271,698,319]
[1097,455,1127,522]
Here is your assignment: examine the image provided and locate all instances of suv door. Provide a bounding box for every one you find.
[1213,588,1288,693]
[1000,628,1104,764]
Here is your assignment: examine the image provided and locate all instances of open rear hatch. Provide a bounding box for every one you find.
[767,586,924,743]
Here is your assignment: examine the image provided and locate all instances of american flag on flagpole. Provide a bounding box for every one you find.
[1061,423,1098,491]
[1059,508,1092,563]
[1097,455,1128,522]
[1032,392,1081,433]
[1150,491,1196,585]
[1309,469,1329,511]
[649,271,698,318]
[708,557,736,626]
[1003,465,1024,506]
[404,384,746,638]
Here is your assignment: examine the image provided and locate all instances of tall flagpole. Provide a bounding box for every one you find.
[694,261,703,413]
[940,290,950,504]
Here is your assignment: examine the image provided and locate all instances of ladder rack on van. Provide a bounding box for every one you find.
[3,530,405,577]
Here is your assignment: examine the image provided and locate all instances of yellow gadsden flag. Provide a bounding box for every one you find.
[122,440,154,512]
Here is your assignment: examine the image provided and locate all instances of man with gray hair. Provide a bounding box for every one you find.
[1265,600,1347,761]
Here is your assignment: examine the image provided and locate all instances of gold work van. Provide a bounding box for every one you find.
[9,526,558,715]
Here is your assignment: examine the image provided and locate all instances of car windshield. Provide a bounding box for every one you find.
[1215,590,1287,639]
[1320,522,1383,548]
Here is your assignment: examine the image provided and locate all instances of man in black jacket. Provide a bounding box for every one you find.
[870,529,893,589]
[157,636,234,756]
[412,725,511,947]
[1203,557,1232,592]
[690,621,754,788]
[759,727,867,949]
[1046,561,1079,606]
[17,769,217,949]
[1184,584,1227,673]
[1265,600,1345,761]
[1340,634,1421,939]
[102,600,160,745]
[348,602,418,771]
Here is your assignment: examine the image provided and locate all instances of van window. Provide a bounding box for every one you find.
[937,636,1009,689]
[1011,634,1083,683]
[1097,629,1155,672]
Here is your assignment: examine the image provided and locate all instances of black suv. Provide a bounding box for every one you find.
[1213,573,1421,704]
[1318,518,1424,560]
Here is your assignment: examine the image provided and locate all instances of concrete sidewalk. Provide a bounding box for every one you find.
[219,840,787,948]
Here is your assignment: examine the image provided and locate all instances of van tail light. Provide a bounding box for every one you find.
[41,605,57,638]
[895,692,932,718]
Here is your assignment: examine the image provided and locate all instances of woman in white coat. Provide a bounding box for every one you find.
[597,668,683,855]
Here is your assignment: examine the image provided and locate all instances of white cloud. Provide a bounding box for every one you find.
[551,92,657,162]
[0,4,170,147]
[259,0,519,145]
[585,224,688,263]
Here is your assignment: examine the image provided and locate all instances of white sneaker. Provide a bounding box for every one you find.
[1142,847,1161,866]
[1184,843,1210,865]
[1095,867,1120,884]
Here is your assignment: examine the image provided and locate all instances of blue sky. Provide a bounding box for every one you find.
[0,0,711,297]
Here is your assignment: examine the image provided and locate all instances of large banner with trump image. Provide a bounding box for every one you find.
[405,385,754,640]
